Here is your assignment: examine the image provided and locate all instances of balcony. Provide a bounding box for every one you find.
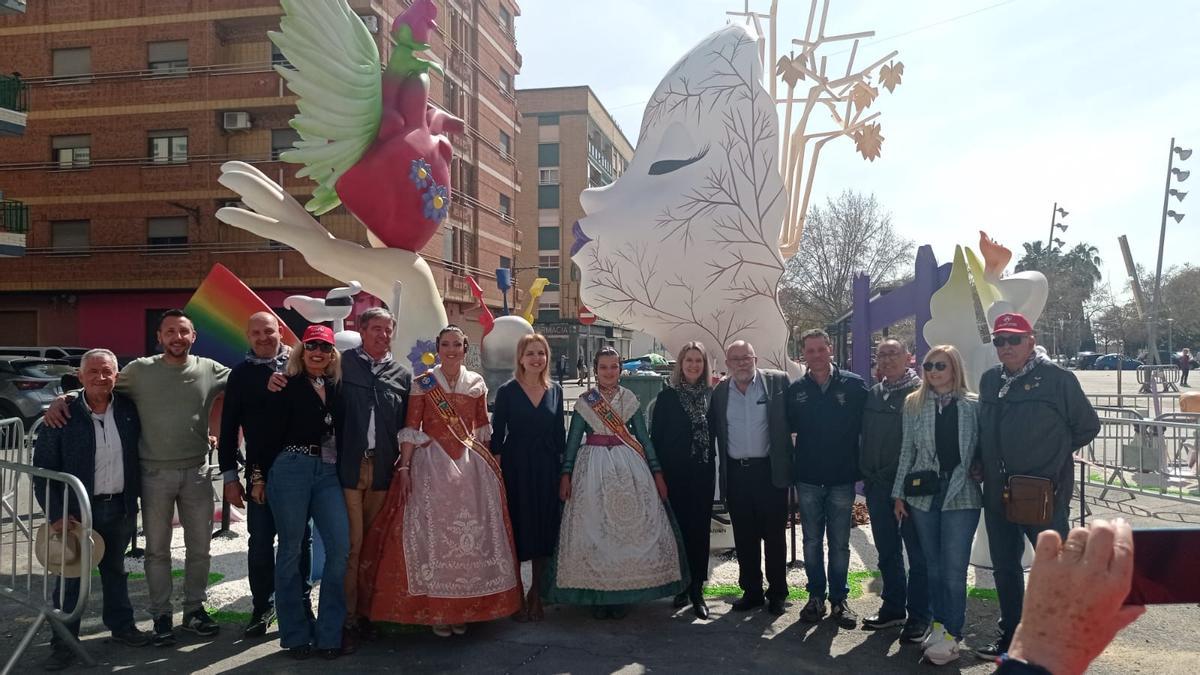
[0,73,28,136]
[0,198,29,257]
[0,0,26,15]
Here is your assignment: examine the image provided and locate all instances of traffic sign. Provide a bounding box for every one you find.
[577,305,597,325]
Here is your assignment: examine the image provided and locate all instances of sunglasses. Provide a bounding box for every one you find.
[922,361,949,372]
[992,335,1025,347]
[303,341,334,353]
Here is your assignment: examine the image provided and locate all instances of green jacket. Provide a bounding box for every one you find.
[859,381,919,486]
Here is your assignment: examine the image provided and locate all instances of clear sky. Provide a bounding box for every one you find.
[513,0,1200,300]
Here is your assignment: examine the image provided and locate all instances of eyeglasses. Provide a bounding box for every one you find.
[991,335,1025,347]
[304,341,334,353]
[922,361,948,372]
[726,356,756,364]
[877,351,905,359]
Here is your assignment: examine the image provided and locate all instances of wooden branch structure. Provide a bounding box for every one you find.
[728,0,904,260]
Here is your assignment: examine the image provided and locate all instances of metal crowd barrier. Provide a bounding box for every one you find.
[1136,364,1181,394]
[1077,414,1200,507]
[1,417,31,539]
[0,456,96,673]
[1088,393,1180,417]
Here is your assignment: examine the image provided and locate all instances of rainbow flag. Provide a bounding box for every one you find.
[184,263,299,366]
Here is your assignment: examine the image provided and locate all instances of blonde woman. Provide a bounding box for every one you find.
[490,334,566,621]
[255,325,349,660]
[650,341,716,619]
[891,345,982,666]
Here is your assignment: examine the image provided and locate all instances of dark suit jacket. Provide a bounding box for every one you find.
[32,393,141,521]
[335,350,412,491]
[709,368,793,494]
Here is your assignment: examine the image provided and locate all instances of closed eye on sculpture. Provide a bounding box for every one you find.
[648,145,709,176]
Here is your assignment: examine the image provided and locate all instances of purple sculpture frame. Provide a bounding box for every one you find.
[849,245,951,381]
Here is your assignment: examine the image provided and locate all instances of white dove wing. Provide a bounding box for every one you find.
[924,246,995,390]
[269,0,382,216]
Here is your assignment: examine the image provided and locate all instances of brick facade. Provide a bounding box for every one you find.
[0,0,521,352]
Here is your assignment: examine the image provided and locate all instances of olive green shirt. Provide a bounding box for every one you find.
[116,355,229,470]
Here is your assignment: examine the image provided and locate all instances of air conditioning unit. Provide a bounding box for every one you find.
[359,14,379,34]
[223,111,251,131]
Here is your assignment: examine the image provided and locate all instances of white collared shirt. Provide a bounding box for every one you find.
[725,370,770,459]
[85,394,124,495]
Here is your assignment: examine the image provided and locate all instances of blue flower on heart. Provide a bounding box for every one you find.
[407,339,439,376]
[410,158,432,190]
[423,183,449,223]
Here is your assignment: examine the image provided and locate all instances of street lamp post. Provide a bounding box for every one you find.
[1168,317,1175,359]
[1047,202,1069,250]
[1148,138,1191,364]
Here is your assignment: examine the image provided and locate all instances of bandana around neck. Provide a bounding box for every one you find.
[998,351,1048,398]
[246,344,289,370]
[882,368,919,396]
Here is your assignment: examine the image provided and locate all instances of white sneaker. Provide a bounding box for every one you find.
[920,621,945,651]
[923,631,961,666]
[450,623,467,635]
[432,624,452,638]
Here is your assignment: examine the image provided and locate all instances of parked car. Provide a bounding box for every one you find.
[0,346,90,367]
[0,356,75,427]
[1092,354,1143,371]
[1073,352,1101,370]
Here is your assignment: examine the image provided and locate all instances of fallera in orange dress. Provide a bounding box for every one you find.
[357,366,521,625]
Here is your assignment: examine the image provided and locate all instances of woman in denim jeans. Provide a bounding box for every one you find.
[892,345,983,666]
[252,325,350,660]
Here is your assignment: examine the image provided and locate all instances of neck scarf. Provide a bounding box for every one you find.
[881,368,919,399]
[935,391,957,413]
[998,351,1048,398]
[356,346,393,376]
[245,344,289,371]
[676,381,713,463]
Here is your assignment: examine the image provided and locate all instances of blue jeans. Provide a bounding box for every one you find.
[267,453,350,650]
[983,498,1070,641]
[795,482,855,602]
[53,498,137,641]
[864,480,930,623]
[908,486,979,638]
[246,483,312,616]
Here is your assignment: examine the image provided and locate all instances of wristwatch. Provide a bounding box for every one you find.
[996,653,1054,674]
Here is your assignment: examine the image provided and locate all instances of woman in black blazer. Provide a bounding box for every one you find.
[651,340,716,619]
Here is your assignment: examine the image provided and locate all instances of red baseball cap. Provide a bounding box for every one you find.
[301,324,335,344]
[992,312,1033,335]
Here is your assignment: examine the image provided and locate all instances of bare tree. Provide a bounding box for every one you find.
[779,190,913,327]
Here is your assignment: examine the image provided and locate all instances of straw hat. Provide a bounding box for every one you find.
[34,521,105,578]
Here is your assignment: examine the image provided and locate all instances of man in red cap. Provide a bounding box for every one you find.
[973,313,1099,660]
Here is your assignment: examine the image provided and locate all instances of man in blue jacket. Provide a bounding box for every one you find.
[787,329,868,628]
[33,349,150,670]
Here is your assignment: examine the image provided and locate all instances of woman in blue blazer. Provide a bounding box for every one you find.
[892,345,982,666]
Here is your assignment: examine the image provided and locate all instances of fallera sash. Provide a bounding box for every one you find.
[583,388,646,460]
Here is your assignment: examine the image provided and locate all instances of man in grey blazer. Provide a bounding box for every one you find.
[709,340,793,615]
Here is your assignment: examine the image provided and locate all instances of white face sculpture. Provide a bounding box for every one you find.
[572,24,791,372]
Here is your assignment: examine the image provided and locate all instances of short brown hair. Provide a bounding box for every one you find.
[800,328,831,345]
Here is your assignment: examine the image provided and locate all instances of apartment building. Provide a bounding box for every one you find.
[514,85,635,369]
[0,0,521,356]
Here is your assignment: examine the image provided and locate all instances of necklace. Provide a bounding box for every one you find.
[310,375,325,388]
[442,368,461,391]
[598,384,619,403]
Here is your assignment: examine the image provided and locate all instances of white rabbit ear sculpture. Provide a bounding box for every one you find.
[573,24,792,374]
[573,0,905,375]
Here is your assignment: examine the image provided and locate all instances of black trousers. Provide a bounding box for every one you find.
[663,456,716,598]
[725,458,789,601]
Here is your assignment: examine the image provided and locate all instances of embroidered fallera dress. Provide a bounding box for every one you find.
[358,366,521,624]
[542,386,688,605]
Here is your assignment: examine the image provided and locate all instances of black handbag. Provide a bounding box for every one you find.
[903,470,941,496]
